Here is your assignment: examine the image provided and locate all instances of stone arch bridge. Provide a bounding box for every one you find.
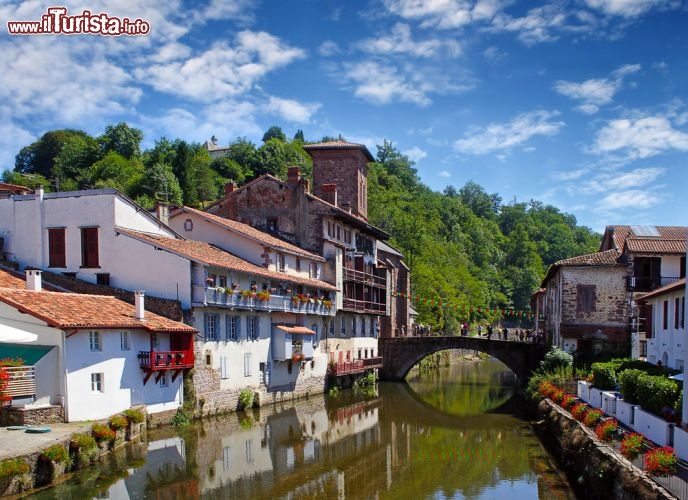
[378,336,548,385]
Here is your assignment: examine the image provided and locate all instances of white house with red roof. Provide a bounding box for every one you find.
[0,271,197,422]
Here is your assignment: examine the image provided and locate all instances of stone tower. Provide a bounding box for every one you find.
[303,141,374,221]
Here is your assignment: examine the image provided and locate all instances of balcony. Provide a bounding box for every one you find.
[138,350,194,371]
[329,357,383,376]
[342,297,386,314]
[628,276,682,292]
[204,288,335,316]
[343,268,386,288]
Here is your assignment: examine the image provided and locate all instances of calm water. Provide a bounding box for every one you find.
[27,358,576,499]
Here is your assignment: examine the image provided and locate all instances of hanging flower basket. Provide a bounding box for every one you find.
[256,291,271,302]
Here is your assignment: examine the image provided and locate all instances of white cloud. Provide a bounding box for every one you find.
[554,64,640,113]
[551,168,589,181]
[133,31,306,102]
[318,40,340,57]
[453,110,564,155]
[264,97,321,123]
[592,115,688,159]
[584,0,679,18]
[579,167,666,193]
[404,146,427,162]
[439,170,451,178]
[488,4,569,44]
[356,23,461,58]
[594,189,662,211]
[382,0,503,29]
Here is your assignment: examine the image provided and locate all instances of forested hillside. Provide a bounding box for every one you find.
[4,123,600,332]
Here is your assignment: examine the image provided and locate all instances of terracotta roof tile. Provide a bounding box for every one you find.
[0,288,196,333]
[302,141,375,161]
[637,278,686,301]
[625,238,686,254]
[115,228,337,292]
[554,249,622,267]
[0,268,61,292]
[172,206,324,261]
[603,225,687,252]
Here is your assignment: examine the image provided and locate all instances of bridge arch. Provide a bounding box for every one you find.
[378,337,548,386]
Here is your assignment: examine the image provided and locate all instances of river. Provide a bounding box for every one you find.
[27,357,576,499]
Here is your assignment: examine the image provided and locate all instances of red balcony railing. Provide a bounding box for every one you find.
[138,350,194,370]
[342,297,386,313]
[329,357,383,376]
[343,268,386,288]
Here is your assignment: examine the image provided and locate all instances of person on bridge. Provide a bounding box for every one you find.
[487,325,493,339]
[502,327,508,340]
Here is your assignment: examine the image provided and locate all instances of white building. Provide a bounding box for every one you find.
[0,270,196,422]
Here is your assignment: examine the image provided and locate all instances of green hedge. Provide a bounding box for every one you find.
[636,374,681,416]
[591,362,618,390]
[618,369,644,404]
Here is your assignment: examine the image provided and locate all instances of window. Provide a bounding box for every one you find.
[278,254,286,272]
[310,263,319,279]
[340,316,346,335]
[247,316,259,340]
[218,275,227,288]
[663,300,669,330]
[91,373,103,392]
[205,313,218,341]
[48,228,66,267]
[89,331,101,351]
[267,218,277,231]
[244,353,252,377]
[352,317,357,335]
[151,332,159,349]
[576,285,596,313]
[327,221,333,237]
[220,356,229,379]
[80,227,99,268]
[329,321,334,336]
[226,315,240,341]
[675,298,681,329]
[120,331,130,351]
[336,225,341,240]
[296,257,301,272]
[344,229,351,244]
[183,218,193,231]
[96,273,110,286]
[311,324,319,346]
[370,318,375,337]
[159,372,168,388]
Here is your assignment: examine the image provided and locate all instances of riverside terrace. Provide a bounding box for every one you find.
[378,336,548,385]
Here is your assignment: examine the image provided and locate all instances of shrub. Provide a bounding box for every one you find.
[40,444,71,465]
[620,433,645,461]
[91,423,116,444]
[618,369,644,404]
[540,347,573,372]
[239,388,254,410]
[108,414,128,430]
[571,403,588,422]
[70,433,97,450]
[123,408,145,424]
[591,362,617,390]
[561,394,577,411]
[644,447,677,476]
[328,385,340,397]
[0,458,29,479]
[636,374,680,416]
[595,419,618,442]
[584,409,603,428]
[171,408,191,428]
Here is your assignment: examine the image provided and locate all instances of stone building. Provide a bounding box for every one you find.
[206,141,411,376]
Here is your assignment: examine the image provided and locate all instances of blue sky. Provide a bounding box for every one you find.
[1,1,687,232]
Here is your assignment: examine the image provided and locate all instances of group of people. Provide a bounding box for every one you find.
[409,322,546,343]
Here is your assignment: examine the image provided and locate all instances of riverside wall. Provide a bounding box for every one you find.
[533,398,675,500]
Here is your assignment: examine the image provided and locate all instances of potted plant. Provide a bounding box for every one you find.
[620,432,645,461]
[241,289,253,299]
[291,295,301,306]
[256,290,271,302]
[594,418,618,442]
[644,447,677,476]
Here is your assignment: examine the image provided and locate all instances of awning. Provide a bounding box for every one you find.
[275,325,315,335]
[0,344,53,364]
[0,323,38,343]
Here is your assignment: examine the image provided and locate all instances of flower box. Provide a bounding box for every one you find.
[616,399,640,428]
[634,408,674,447]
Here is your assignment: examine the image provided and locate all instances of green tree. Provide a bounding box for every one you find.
[262,125,287,143]
[99,122,143,159]
[15,129,92,178]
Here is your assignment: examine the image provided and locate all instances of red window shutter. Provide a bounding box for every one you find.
[81,228,99,267]
[48,228,66,267]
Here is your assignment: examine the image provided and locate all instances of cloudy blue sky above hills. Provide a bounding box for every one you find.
[1,0,687,232]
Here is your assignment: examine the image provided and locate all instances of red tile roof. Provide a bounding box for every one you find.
[625,238,686,255]
[172,206,324,261]
[115,228,337,292]
[0,268,61,292]
[0,182,32,194]
[541,249,623,286]
[302,141,375,161]
[275,325,315,335]
[601,225,687,253]
[0,288,196,333]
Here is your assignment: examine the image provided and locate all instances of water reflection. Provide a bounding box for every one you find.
[26,358,575,499]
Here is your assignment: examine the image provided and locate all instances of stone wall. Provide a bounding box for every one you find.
[534,398,674,499]
[0,405,64,425]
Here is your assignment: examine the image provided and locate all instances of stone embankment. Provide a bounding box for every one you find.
[534,398,675,499]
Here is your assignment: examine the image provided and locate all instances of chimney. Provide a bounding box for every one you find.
[321,184,337,206]
[287,166,301,186]
[35,186,44,202]
[155,201,169,225]
[224,182,236,196]
[26,269,42,291]
[134,290,145,320]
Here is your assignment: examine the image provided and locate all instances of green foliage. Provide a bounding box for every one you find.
[644,447,677,476]
[41,444,71,466]
[262,125,287,142]
[636,374,681,416]
[583,408,603,427]
[99,122,143,159]
[123,408,145,424]
[171,408,191,428]
[618,369,644,404]
[239,388,254,410]
[594,418,617,441]
[0,458,29,479]
[591,362,618,390]
[540,347,573,372]
[353,372,378,397]
[109,414,128,430]
[91,422,116,443]
[70,433,97,450]
[69,433,99,466]
[620,433,644,460]
[327,385,340,397]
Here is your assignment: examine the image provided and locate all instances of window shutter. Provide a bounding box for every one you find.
[48,228,66,267]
